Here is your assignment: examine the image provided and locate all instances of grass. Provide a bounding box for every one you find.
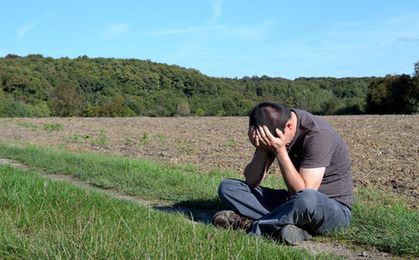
[223,138,237,148]
[0,143,417,257]
[175,138,195,155]
[43,123,64,132]
[15,122,65,132]
[156,133,168,142]
[65,134,91,143]
[16,121,40,130]
[332,189,419,256]
[124,137,135,146]
[92,129,109,146]
[0,165,324,259]
[139,132,150,146]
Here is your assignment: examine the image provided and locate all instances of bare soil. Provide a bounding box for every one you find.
[0,115,418,208]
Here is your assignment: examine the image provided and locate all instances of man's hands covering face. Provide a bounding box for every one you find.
[255,126,287,155]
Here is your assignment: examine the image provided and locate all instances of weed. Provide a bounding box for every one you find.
[66,134,90,143]
[175,138,195,155]
[92,129,109,146]
[223,138,237,148]
[139,132,150,146]
[156,133,168,142]
[16,121,39,130]
[124,138,136,146]
[43,123,64,132]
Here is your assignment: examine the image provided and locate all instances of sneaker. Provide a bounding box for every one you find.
[279,224,312,245]
[212,210,253,231]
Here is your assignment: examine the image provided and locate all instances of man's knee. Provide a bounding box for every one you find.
[218,178,244,199]
[291,189,323,210]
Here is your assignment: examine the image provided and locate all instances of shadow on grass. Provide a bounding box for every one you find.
[153,198,225,224]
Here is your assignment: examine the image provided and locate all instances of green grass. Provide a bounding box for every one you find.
[15,122,65,132]
[0,143,417,257]
[65,133,91,143]
[43,123,64,132]
[0,143,280,208]
[16,121,40,130]
[92,129,109,146]
[0,166,323,259]
[332,189,419,256]
[139,132,150,146]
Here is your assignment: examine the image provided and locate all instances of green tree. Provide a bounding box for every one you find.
[366,74,418,114]
[175,101,191,116]
[97,95,136,117]
[0,54,380,117]
[50,84,85,116]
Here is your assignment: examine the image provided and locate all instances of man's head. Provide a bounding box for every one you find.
[249,102,291,137]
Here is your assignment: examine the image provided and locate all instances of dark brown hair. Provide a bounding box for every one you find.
[249,102,291,137]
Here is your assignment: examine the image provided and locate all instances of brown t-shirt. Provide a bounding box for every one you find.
[287,109,353,209]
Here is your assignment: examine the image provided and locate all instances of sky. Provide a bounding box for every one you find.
[1,0,419,79]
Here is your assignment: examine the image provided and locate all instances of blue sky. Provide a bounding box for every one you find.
[1,0,419,79]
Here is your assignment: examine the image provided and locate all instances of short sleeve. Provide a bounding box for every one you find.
[300,129,336,168]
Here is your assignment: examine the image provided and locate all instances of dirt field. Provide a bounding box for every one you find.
[0,115,417,207]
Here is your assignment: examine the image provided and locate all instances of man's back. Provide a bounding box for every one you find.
[287,109,353,208]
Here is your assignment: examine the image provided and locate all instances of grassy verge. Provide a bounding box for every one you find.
[0,143,282,209]
[0,165,323,259]
[0,143,417,257]
[332,188,418,256]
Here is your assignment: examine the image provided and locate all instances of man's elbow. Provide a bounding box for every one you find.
[245,179,258,189]
[289,182,318,194]
[243,174,259,188]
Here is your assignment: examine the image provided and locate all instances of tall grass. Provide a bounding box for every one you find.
[0,143,417,256]
[0,166,321,259]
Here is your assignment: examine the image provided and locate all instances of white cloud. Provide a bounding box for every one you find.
[104,24,130,38]
[208,0,222,25]
[142,25,224,36]
[141,19,274,40]
[17,21,38,37]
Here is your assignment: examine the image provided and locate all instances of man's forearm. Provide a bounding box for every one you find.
[276,148,305,194]
[243,149,274,188]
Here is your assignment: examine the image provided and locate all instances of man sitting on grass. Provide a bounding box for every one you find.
[213,102,353,245]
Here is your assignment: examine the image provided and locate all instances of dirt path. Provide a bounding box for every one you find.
[0,158,395,259]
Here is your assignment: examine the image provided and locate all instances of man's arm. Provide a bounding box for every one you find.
[243,126,275,188]
[257,126,324,194]
[276,147,324,193]
[243,148,275,188]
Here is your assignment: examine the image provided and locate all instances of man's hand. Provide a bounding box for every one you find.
[248,126,257,147]
[256,126,287,155]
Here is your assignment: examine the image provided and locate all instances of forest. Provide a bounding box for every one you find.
[0,54,417,117]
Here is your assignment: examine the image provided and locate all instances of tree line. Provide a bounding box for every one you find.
[0,54,417,117]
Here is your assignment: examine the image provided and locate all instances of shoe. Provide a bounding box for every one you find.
[280,224,312,245]
[212,210,253,231]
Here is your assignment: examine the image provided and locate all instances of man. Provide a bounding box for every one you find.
[213,102,353,245]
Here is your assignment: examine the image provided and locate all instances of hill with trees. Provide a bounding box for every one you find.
[0,54,417,117]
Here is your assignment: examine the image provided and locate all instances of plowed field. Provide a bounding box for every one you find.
[0,115,417,207]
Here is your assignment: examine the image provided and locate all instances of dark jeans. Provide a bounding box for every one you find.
[218,178,351,236]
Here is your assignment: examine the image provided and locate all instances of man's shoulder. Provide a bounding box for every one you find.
[294,109,336,133]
